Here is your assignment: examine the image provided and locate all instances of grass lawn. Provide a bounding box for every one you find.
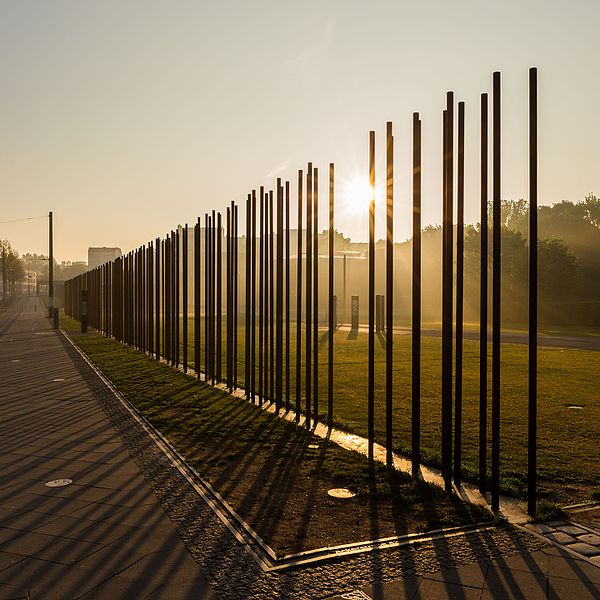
[79,314,600,506]
[61,314,489,554]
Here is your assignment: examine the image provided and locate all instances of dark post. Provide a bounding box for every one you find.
[412,112,422,476]
[454,101,465,485]
[313,168,319,422]
[269,190,274,404]
[245,199,250,395]
[233,203,239,389]
[306,164,313,428]
[259,187,265,405]
[183,224,189,372]
[176,228,180,368]
[217,213,222,382]
[386,121,394,467]
[285,181,291,412]
[227,206,231,388]
[442,95,454,493]
[276,179,284,412]
[328,163,334,428]
[81,289,88,333]
[479,93,489,493]
[368,130,375,462]
[195,222,201,377]
[48,211,54,317]
[149,242,154,356]
[296,170,303,422]
[252,191,257,400]
[528,66,538,517]
[491,71,502,512]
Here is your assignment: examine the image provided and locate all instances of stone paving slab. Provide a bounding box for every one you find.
[0,298,216,599]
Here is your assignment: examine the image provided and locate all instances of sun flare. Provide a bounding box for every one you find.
[341,176,373,216]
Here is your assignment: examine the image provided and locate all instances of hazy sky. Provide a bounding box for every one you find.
[1,0,599,262]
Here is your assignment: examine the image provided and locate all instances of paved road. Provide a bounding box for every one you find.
[337,324,600,351]
[0,297,214,599]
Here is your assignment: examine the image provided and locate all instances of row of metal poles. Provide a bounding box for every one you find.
[65,68,539,515]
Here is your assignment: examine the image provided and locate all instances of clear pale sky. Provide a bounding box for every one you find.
[1,0,598,262]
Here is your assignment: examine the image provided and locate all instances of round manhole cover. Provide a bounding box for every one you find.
[45,479,73,488]
[567,405,583,410]
[328,488,356,499]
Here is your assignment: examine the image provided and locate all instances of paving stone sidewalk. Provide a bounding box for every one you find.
[0,297,215,599]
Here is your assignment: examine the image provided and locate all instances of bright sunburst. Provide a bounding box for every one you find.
[340,176,373,217]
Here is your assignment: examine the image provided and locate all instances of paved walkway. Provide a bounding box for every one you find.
[0,297,214,599]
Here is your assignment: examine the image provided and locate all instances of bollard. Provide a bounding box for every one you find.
[351,295,359,332]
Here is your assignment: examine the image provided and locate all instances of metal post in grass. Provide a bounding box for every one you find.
[528,66,538,517]
[233,203,239,389]
[479,93,489,493]
[226,206,231,389]
[259,187,265,405]
[285,180,290,413]
[263,190,269,402]
[368,130,375,462]
[205,215,210,378]
[176,228,180,368]
[212,211,217,385]
[217,213,222,382]
[269,189,274,404]
[252,191,257,400]
[306,164,313,429]
[442,94,454,493]
[491,71,502,513]
[245,198,250,396]
[412,112,422,477]
[183,225,189,372]
[386,121,394,468]
[313,167,319,423]
[454,101,465,486]
[194,222,201,377]
[296,169,304,423]
[276,179,284,413]
[165,239,170,363]
[149,242,154,356]
[328,163,334,429]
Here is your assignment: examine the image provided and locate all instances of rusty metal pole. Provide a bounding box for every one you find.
[368,131,375,462]
[386,122,394,467]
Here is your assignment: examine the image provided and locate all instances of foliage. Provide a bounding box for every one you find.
[0,240,25,305]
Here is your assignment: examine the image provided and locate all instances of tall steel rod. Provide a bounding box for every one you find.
[263,191,269,402]
[176,228,180,368]
[385,121,394,467]
[233,203,239,389]
[442,94,454,492]
[306,164,313,428]
[479,93,489,492]
[296,170,303,423]
[491,71,502,512]
[194,221,201,377]
[183,224,189,372]
[328,163,334,428]
[368,130,375,462]
[411,112,422,476]
[285,181,290,412]
[205,215,210,378]
[244,198,251,395]
[259,188,265,405]
[276,179,284,413]
[217,212,223,382]
[313,167,319,422]
[149,242,154,356]
[528,66,538,517]
[454,101,465,485]
[251,191,257,400]
[269,189,274,404]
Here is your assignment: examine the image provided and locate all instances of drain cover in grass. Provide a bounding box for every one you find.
[567,405,584,410]
[328,488,356,499]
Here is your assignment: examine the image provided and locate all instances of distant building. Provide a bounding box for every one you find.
[88,247,122,269]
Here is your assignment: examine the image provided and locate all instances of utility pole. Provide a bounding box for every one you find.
[49,211,54,317]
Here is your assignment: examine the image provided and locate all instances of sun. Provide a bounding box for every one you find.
[340,176,373,216]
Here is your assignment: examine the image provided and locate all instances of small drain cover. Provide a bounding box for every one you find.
[52,378,65,382]
[10,359,20,363]
[45,479,73,488]
[567,405,583,410]
[328,488,356,499]
[308,444,320,449]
